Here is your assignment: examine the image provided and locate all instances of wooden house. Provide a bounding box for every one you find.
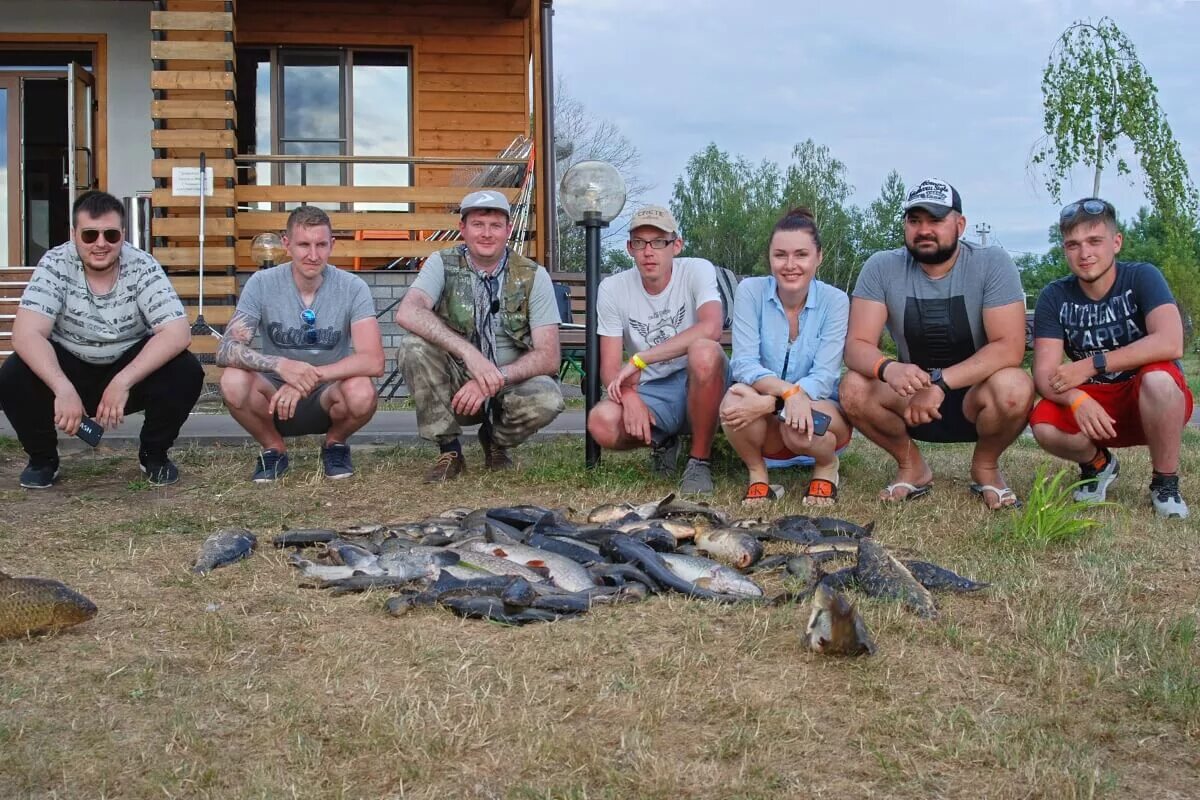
[0,0,558,363]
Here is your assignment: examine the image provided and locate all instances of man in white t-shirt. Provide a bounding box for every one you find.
[587,205,729,494]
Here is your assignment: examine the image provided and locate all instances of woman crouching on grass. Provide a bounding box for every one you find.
[719,207,852,506]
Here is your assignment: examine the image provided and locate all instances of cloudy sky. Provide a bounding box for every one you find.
[552,0,1200,255]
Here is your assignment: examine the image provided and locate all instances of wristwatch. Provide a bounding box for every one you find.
[1092,352,1108,374]
[929,368,951,393]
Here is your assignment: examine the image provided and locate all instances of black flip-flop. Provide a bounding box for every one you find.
[881,481,933,502]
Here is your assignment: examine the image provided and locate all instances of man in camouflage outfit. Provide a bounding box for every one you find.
[395,191,564,482]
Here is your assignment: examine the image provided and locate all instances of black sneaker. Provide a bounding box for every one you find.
[19,458,60,490]
[650,435,680,479]
[1074,449,1119,503]
[252,449,290,483]
[139,451,180,487]
[321,442,354,479]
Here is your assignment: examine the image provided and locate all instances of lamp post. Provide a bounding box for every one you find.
[559,160,627,468]
[250,232,285,270]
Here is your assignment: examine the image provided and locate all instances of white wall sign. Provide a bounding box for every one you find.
[171,167,214,197]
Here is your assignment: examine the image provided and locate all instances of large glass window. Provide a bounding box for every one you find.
[236,47,411,211]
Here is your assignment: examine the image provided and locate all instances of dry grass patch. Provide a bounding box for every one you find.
[0,432,1197,798]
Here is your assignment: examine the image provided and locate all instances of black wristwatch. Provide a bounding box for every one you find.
[929,368,951,393]
[1092,352,1108,374]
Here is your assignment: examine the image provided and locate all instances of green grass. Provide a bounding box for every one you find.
[1003,465,1111,547]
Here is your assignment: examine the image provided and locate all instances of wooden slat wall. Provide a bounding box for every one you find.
[150,0,239,357]
[236,0,543,263]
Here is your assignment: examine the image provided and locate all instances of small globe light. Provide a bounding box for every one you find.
[250,232,285,267]
[560,161,627,224]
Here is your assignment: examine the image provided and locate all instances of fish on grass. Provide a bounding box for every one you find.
[855,538,938,620]
[803,581,875,657]
[0,570,98,640]
[192,529,258,575]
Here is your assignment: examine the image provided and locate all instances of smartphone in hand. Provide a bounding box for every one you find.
[75,417,104,447]
[777,408,833,436]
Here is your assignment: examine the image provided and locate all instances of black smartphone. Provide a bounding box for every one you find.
[75,417,104,447]
[777,408,832,436]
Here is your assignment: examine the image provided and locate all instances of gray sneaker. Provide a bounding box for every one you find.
[1074,450,1119,503]
[650,435,680,478]
[679,457,714,495]
[1150,474,1189,519]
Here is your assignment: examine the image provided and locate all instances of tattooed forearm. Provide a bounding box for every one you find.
[215,311,281,373]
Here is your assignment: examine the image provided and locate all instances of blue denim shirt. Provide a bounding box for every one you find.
[730,276,849,400]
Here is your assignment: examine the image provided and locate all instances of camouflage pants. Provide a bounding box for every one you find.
[399,335,564,448]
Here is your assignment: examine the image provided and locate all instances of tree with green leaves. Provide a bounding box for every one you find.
[855,170,907,271]
[1032,16,1197,224]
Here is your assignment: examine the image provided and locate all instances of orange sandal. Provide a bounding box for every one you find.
[803,477,838,505]
[742,482,785,505]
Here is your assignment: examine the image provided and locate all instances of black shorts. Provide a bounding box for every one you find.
[906,386,978,444]
[266,374,332,437]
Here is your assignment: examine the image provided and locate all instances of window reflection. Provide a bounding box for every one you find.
[353,56,411,211]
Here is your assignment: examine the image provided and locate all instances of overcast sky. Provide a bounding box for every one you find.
[552,0,1200,255]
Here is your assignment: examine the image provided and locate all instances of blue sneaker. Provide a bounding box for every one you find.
[321,442,354,479]
[19,458,60,489]
[252,449,289,483]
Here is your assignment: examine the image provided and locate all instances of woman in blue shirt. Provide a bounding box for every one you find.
[719,208,851,505]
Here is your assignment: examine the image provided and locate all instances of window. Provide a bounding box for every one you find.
[235,47,412,210]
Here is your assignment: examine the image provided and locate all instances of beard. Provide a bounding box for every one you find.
[905,238,958,265]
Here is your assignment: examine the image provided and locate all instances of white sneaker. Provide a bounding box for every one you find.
[1150,475,1189,519]
[1074,450,1119,503]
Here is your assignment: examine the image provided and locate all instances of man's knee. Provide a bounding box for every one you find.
[587,402,623,448]
[505,377,563,429]
[337,377,379,419]
[838,371,874,416]
[220,367,258,409]
[686,339,726,378]
[1140,369,1184,406]
[981,368,1035,417]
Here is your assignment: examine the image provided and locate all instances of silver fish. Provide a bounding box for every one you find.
[694,528,763,569]
[659,553,764,598]
[457,541,596,593]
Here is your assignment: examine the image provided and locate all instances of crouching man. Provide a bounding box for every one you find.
[218,206,384,482]
[0,190,202,488]
[395,190,564,482]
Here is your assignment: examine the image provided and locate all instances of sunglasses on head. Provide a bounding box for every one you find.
[79,228,122,245]
[1060,198,1114,223]
[300,308,318,344]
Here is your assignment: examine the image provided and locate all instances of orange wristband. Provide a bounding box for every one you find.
[873,356,889,379]
[781,385,801,401]
[1069,392,1090,412]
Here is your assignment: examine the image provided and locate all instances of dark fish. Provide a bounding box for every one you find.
[529,593,594,614]
[193,529,257,575]
[601,535,746,603]
[817,565,858,591]
[272,529,337,548]
[527,533,603,566]
[340,523,385,537]
[803,581,875,656]
[588,562,662,591]
[0,571,98,639]
[627,525,678,553]
[855,538,938,620]
[813,517,875,538]
[430,572,539,606]
[325,539,381,565]
[320,575,434,596]
[652,494,731,526]
[745,553,795,574]
[439,595,570,625]
[902,561,990,593]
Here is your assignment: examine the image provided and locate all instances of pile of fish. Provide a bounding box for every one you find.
[251,494,990,655]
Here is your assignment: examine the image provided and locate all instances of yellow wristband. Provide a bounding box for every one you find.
[780,385,801,401]
[1069,392,1090,412]
[630,354,648,370]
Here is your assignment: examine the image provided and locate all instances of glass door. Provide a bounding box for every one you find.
[0,75,17,266]
[66,61,96,209]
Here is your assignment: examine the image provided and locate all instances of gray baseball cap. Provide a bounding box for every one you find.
[458,190,511,218]
[903,178,962,219]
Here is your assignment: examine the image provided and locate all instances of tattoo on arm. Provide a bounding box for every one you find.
[215,311,281,373]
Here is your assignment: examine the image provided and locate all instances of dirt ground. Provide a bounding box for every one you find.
[1,434,1197,799]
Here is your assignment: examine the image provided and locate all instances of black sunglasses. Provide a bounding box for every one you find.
[1060,198,1114,223]
[300,308,318,344]
[79,228,122,245]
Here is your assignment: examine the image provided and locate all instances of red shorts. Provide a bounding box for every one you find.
[764,429,853,461]
[1029,361,1193,448]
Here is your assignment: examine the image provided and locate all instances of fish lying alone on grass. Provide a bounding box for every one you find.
[0,570,98,640]
[192,529,258,575]
[803,581,875,657]
[268,499,986,645]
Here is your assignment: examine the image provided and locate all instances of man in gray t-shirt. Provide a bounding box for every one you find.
[395,190,564,483]
[839,178,1034,509]
[217,206,384,482]
[0,191,203,489]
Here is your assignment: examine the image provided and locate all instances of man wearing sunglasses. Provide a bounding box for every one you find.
[395,190,564,482]
[586,205,729,494]
[0,190,203,488]
[217,205,384,482]
[1030,198,1192,519]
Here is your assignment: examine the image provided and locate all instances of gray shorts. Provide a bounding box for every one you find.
[266,374,332,437]
[639,357,731,444]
